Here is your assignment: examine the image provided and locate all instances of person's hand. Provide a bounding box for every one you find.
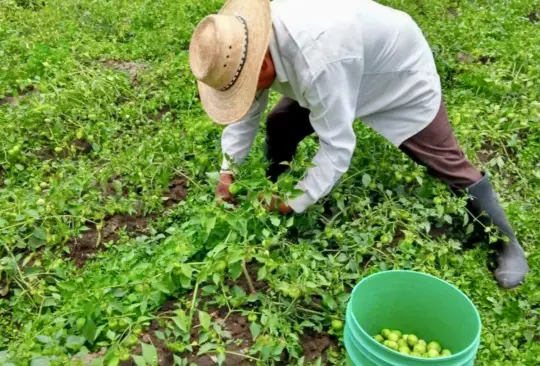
[216,173,236,204]
[260,194,293,215]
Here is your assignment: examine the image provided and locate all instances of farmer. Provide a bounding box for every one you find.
[187,0,529,288]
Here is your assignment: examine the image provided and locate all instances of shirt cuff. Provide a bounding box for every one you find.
[288,192,317,213]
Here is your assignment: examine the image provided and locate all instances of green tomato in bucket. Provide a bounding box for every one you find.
[399,346,411,355]
[374,335,384,343]
[427,349,440,358]
[407,334,418,347]
[397,339,408,348]
[413,343,427,354]
[427,341,442,353]
[384,340,399,351]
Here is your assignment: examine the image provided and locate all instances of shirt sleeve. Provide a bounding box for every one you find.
[288,59,362,213]
[220,89,270,173]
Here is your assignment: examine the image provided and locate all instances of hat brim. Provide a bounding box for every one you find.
[195,0,271,125]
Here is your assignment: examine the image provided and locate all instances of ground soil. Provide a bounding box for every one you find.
[0,86,38,106]
[102,60,147,86]
[147,106,172,121]
[69,176,187,266]
[120,263,337,365]
[73,139,94,154]
[69,213,153,267]
[165,177,188,208]
[457,52,494,65]
[476,142,498,164]
[99,174,130,198]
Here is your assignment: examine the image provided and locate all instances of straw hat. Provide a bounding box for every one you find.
[189,0,271,125]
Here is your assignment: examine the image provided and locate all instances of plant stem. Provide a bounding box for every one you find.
[225,351,261,362]
[242,261,256,294]
[189,280,200,324]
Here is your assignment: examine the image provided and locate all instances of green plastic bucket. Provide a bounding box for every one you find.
[344,270,481,366]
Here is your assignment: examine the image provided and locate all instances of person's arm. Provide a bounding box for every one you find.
[215,90,269,203]
[220,89,270,174]
[287,59,362,213]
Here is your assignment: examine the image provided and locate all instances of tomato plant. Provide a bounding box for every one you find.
[0,0,539,365]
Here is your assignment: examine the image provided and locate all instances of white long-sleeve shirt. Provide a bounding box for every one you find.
[220,0,442,213]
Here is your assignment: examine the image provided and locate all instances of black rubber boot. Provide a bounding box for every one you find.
[466,174,529,288]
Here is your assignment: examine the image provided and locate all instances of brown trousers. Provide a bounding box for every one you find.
[265,96,483,189]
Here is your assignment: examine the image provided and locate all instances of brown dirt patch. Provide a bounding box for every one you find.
[73,139,93,154]
[528,11,539,23]
[429,223,454,239]
[457,52,474,65]
[457,52,494,65]
[226,262,268,294]
[72,347,107,366]
[476,142,497,164]
[300,329,338,364]
[447,7,458,18]
[120,262,337,365]
[184,306,255,366]
[0,86,38,106]
[99,175,130,198]
[69,214,153,267]
[147,106,172,121]
[164,177,188,208]
[102,60,147,86]
[120,296,256,366]
[69,176,187,266]
[36,140,92,161]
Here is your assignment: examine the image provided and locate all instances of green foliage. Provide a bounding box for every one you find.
[0,0,539,365]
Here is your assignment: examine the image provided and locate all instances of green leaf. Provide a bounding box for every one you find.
[107,357,119,366]
[205,171,220,183]
[173,355,183,365]
[217,351,226,365]
[443,215,452,224]
[180,264,192,278]
[286,216,294,227]
[142,342,158,365]
[270,217,280,227]
[57,281,76,292]
[66,335,86,349]
[204,216,216,235]
[257,266,267,281]
[197,342,217,355]
[83,318,97,343]
[172,310,188,332]
[250,322,261,339]
[32,227,47,241]
[155,331,165,340]
[30,357,50,366]
[36,335,52,344]
[524,330,535,342]
[362,174,371,187]
[199,310,211,330]
[229,261,242,280]
[90,357,104,366]
[132,355,147,366]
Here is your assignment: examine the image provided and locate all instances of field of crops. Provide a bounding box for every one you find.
[1,0,539,364]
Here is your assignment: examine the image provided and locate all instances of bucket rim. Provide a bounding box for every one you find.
[345,269,482,362]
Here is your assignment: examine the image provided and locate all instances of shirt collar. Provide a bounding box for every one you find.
[269,26,288,84]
